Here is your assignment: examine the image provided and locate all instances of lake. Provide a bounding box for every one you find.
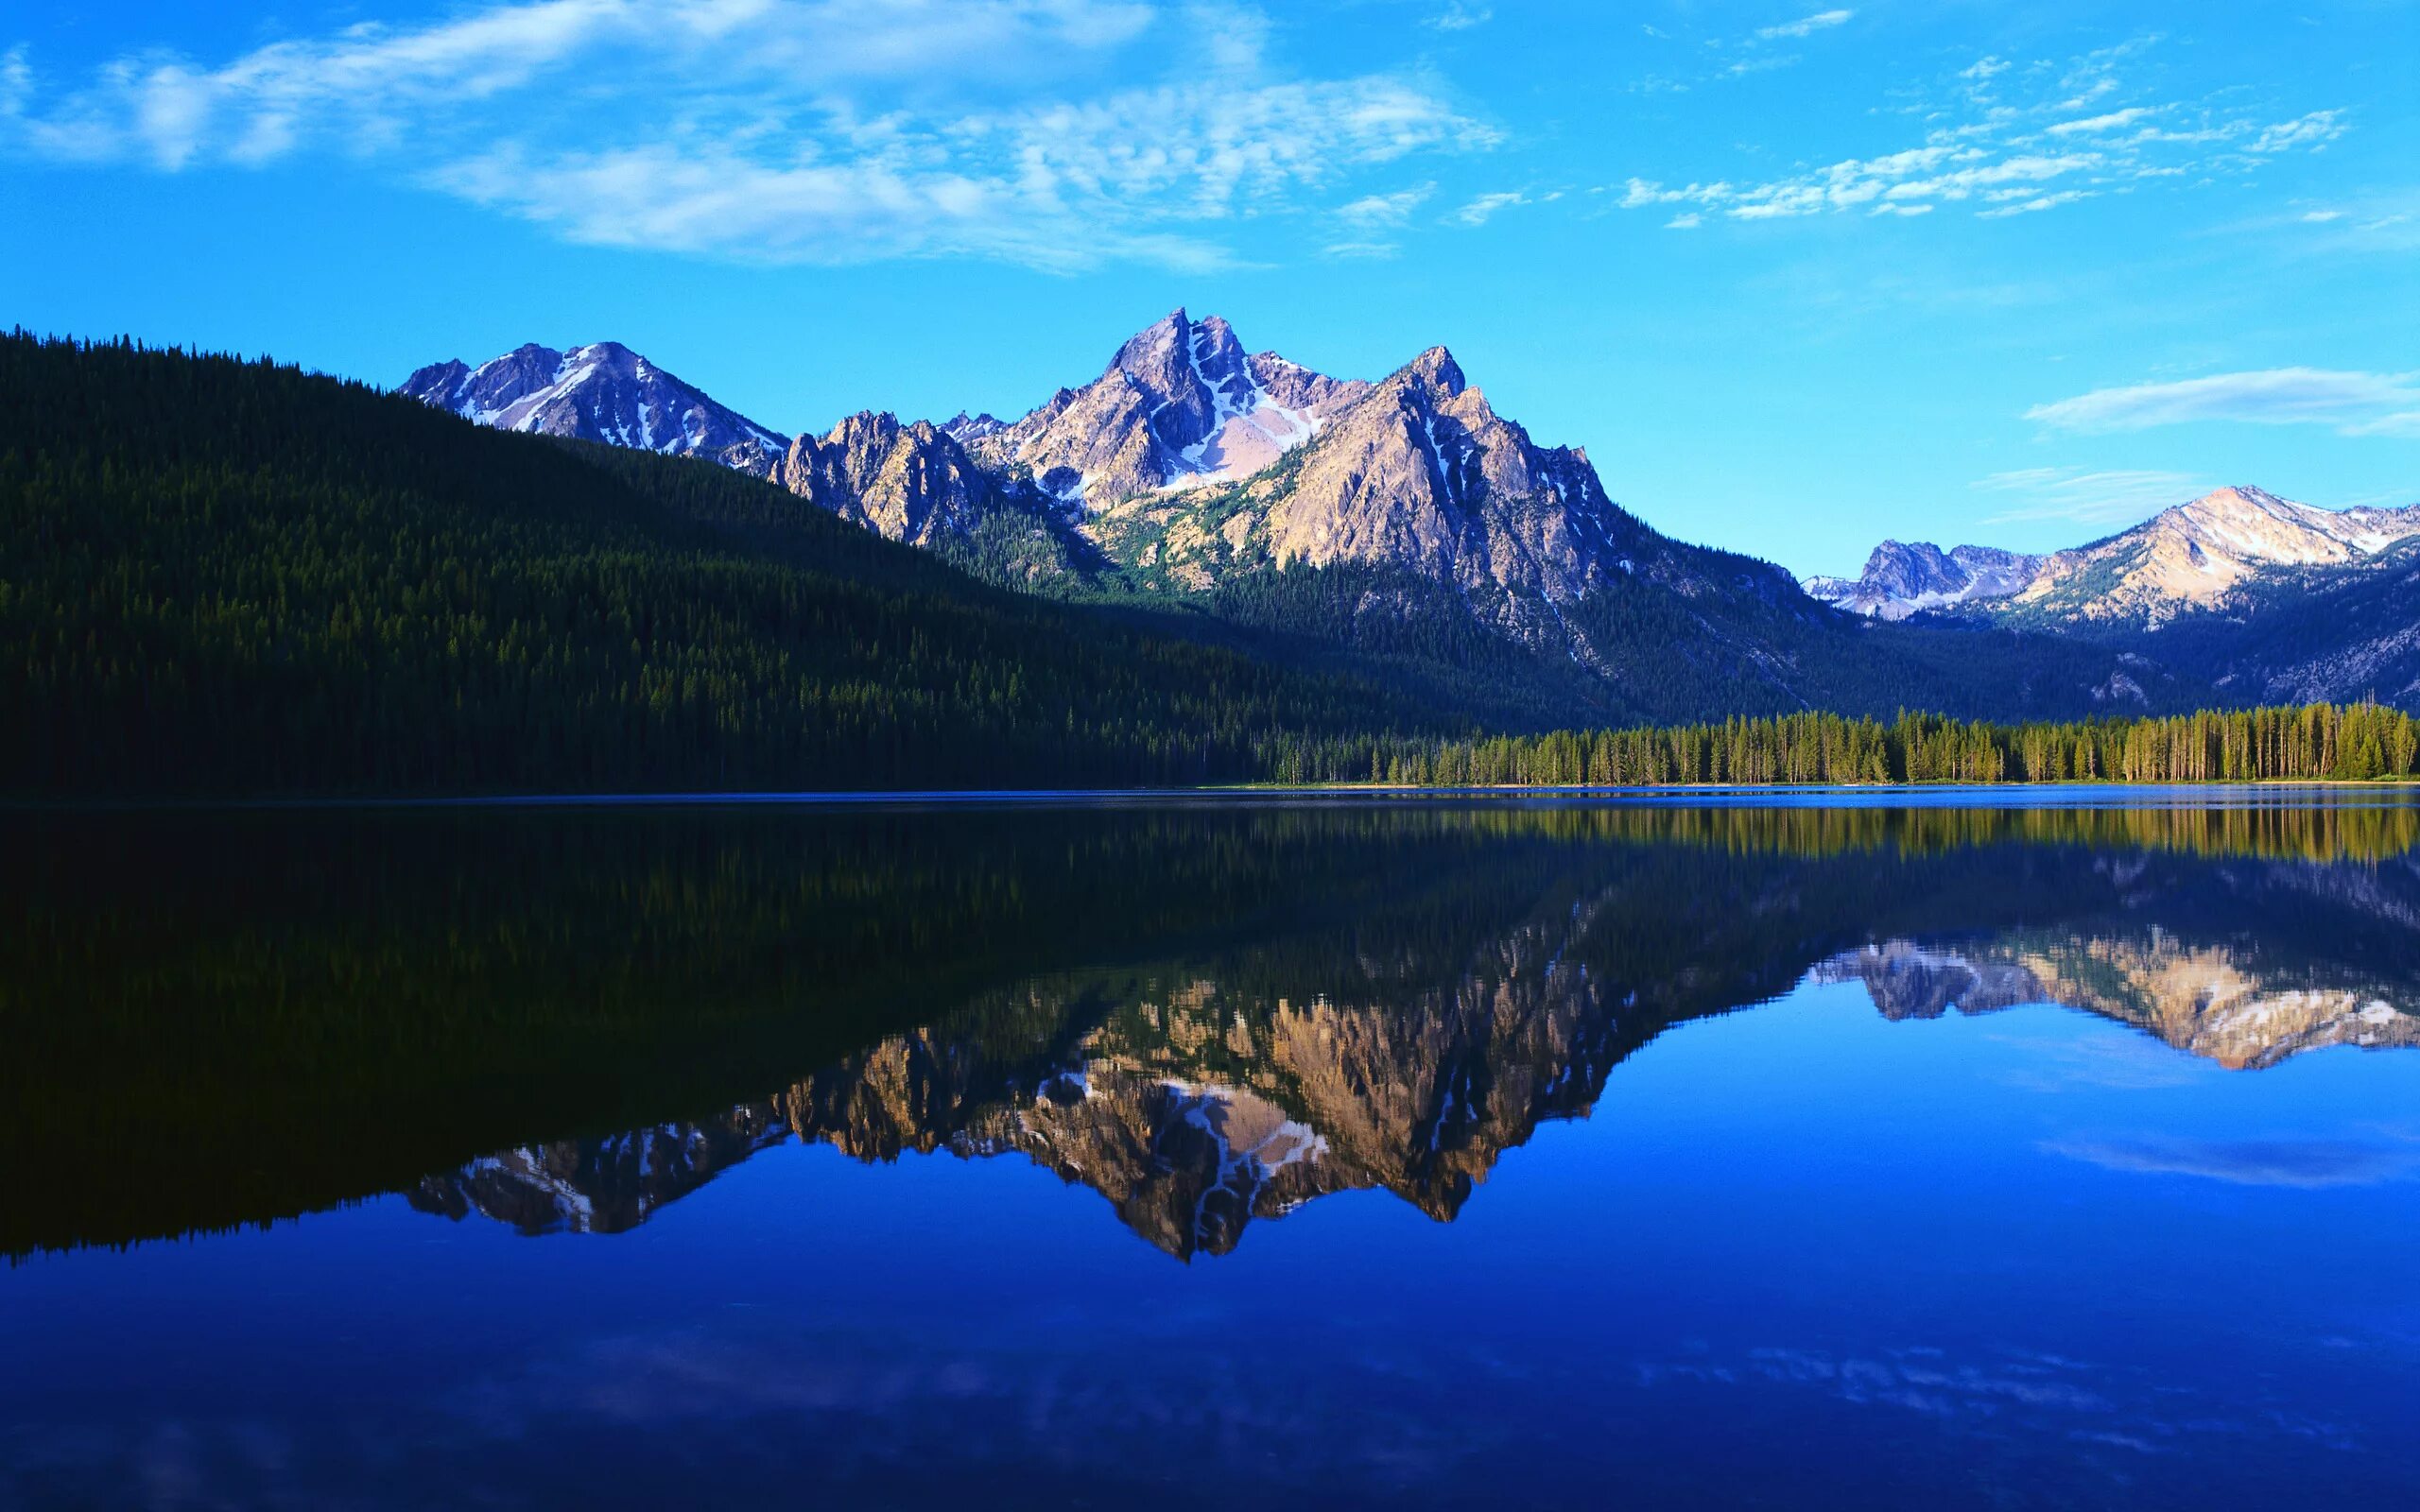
[5,792,2418,1508]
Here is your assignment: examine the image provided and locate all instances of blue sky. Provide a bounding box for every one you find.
[4,0,2413,576]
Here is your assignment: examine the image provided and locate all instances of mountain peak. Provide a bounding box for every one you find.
[1404,345,1466,395]
[399,338,786,464]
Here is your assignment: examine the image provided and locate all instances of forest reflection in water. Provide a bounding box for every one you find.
[9,790,2420,1260]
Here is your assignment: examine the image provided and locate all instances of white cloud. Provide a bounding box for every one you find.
[2247,109,2344,153]
[1609,38,2347,229]
[1426,1,1493,30]
[1754,9,1853,43]
[2026,368,2420,437]
[1665,211,1703,229]
[1452,189,1528,226]
[2046,107,2151,135]
[1973,467,2214,527]
[1336,183,1434,227]
[0,0,1493,271]
[1976,189,2093,218]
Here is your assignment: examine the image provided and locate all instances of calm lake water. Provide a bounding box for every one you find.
[6,792,2420,1509]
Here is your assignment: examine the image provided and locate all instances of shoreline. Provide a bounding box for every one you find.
[10,778,2420,813]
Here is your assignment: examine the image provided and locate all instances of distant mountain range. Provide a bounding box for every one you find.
[402,311,1685,607]
[402,321,2420,711]
[1806,485,2420,706]
[1809,486,2420,626]
[402,313,2174,721]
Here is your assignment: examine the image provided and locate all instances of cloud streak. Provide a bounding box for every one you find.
[0,0,1492,271]
[2026,369,2420,438]
[1612,38,2347,228]
[1972,468,2212,527]
[1754,9,1854,43]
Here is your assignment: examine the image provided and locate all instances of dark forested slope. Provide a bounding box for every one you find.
[3,334,2215,797]
[0,334,1444,794]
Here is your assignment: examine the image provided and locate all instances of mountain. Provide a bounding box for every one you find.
[970,308,1371,507]
[2152,535,2420,709]
[773,408,1083,581]
[1806,541,2042,620]
[2010,485,2420,627]
[1810,486,2420,629]
[400,340,789,474]
[1091,343,1658,601]
[393,316,2192,723]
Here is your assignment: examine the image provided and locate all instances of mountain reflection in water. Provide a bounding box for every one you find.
[14,795,2408,1261]
[398,811,2420,1258]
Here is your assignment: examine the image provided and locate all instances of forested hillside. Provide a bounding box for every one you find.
[2,334,2253,798]
[0,334,1443,794]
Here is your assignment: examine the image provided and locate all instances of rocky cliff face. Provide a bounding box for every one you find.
[1806,541,2043,620]
[778,411,1009,549]
[972,309,1369,508]
[1081,341,1688,620]
[1260,347,1642,599]
[399,341,788,472]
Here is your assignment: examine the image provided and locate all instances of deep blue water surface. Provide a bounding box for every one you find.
[5,795,2417,1507]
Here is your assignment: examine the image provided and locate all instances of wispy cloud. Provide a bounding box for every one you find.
[1973,467,2213,527]
[1754,9,1854,43]
[2026,369,2420,437]
[1452,189,1529,226]
[1336,183,1434,227]
[1612,38,2348,229]
[1425,1,1493,31]
[0,0,1494,272]
[1322,181,1434,258]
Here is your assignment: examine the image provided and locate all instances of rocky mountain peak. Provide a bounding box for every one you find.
[1401,345,1467,397]
[778,408,999,549]
[977,308,1360,507]
[941,411,1004,444]
[1805,539,2047,621]
[398,339,787,470]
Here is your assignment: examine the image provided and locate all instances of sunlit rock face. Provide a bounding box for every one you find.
[1809,486,2420,630]
[2014,486,2420,627]
[777,411,1003,549]
[972,309,1369,509]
